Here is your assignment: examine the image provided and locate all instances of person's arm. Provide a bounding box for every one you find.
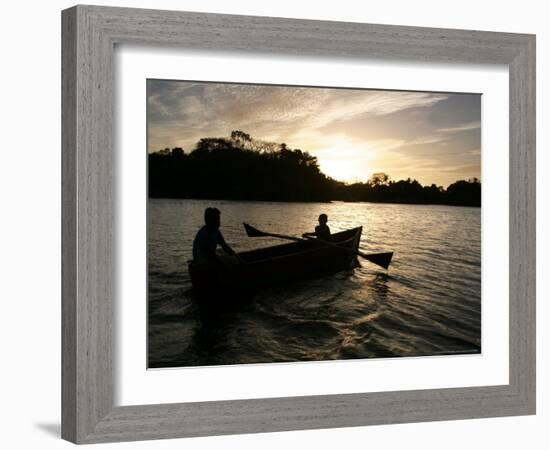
[218,232,236,256]
[306,226,322,239]
[218,232,246,264]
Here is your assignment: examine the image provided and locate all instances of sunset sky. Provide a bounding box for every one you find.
[147,80,481,188]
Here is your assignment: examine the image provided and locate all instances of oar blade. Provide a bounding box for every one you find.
[362,252,393,269]
[243,223,267,237]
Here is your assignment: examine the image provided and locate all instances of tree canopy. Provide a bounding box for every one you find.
[148,131,481,207]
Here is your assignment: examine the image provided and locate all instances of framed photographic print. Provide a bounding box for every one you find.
[62,5,536,444]
[146,79,482,369]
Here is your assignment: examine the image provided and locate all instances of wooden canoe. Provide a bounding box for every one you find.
[188,227,362,301]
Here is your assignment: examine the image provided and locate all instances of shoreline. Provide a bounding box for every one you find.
[148,196,481,208]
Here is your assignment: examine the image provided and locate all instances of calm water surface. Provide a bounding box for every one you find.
[148,199,481,368]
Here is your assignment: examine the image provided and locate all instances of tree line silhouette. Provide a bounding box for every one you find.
[149,131,481,207]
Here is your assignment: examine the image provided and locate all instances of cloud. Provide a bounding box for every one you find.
[147,81,448,150]
[438,121,481,133]
[146,80,481,187]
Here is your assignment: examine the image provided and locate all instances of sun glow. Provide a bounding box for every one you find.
[318,159,364,183]
[313,145,373,183]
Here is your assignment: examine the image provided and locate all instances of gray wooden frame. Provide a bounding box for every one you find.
[61,4,536,444]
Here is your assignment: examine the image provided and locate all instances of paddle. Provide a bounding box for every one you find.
[243,223,393,269]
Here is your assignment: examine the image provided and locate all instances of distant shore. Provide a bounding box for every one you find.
[148,196,481,208]
[148,132,481,208]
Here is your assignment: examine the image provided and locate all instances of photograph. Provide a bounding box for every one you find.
[147,79,482,369]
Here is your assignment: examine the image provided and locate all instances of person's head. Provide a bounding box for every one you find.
[204,207,221,230]
[318,213,328,225]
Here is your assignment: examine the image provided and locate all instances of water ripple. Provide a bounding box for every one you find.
[148,199,481,368]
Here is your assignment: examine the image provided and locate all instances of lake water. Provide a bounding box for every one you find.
[148,199,481,368]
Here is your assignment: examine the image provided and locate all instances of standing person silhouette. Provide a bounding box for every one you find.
[192,207,238,265]
[303,214,331,241]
